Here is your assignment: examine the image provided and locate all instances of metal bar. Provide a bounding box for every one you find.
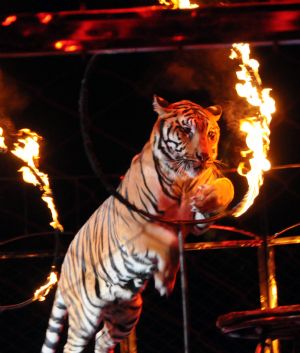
[270,236,300,246]
[0,2,299,57]
[0,251,64,260]
[178,228,190,353]
[185,239,263,251]
[267,247,278,309]
[210,225,259,238]
[267,247,280,353]
[185,235,300,251]
[257,239,271,353]
[257,239,269,310]
[1,235,300,260]
[257,237,280,353]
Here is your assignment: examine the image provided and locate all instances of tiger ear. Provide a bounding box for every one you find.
[153,95,170,115]
[206,105,222,121]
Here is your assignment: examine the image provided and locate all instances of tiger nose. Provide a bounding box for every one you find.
[196,152,209,163]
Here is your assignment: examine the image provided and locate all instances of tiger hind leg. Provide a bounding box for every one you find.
[63,302,103,353]
[41,288,67,353]
[95,294,142,353]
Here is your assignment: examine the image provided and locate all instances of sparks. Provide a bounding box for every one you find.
[230,43,275,217]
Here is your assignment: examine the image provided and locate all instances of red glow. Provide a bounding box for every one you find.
[172,35,185,42]
[2,15,17,27]
[64,45,79,52]
[37,13,53,24]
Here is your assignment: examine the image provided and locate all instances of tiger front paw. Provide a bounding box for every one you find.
[191,178,234,214]
[154,271,177,297]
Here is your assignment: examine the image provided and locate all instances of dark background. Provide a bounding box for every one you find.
[0,1,300,353]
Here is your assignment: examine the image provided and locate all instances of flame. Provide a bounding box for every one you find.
[230,43,275,217]
[0,127,8,151]
[158,0,198,9]
[9,128,63,231]
[2,15,17,27]
[37,13,53,25]
[0,126,62,304]
[33,271,58,302]
[54,40,82,53]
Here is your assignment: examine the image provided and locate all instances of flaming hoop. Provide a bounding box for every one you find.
[0,126,62,303]
[33,270,58,302]
[230,43,275,217]
[10,129,63,232]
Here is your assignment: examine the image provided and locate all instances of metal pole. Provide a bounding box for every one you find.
[178,228,190,353]
[257,237,280,353]
[267,246,280,353]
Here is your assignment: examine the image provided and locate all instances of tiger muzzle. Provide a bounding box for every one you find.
[196,152,210,164]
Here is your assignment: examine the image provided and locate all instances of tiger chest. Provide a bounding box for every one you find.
[157,187,193,222]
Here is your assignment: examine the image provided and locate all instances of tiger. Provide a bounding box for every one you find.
[41,95,234,353]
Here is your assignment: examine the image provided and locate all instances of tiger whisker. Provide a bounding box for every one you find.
[213,159,228,168]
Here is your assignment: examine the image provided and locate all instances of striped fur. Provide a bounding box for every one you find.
[41,96,233,353]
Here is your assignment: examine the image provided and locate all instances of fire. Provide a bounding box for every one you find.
[37,13,53,25]
[33,271,58,302]
[158,0,198,9]
[7,128,63,231]
[1,15,17,27]
[54,40,82,53]
[230,43,275,217]
[0,127,8,151]
[0,126,63,304]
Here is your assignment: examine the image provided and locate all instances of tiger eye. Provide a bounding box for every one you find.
[208,131,216,140]
[179,126,192,135]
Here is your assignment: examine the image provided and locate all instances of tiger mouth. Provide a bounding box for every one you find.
[168,157,211,176]
[193,162,210,173]
[194,164,205,172]
[185,159,208,174]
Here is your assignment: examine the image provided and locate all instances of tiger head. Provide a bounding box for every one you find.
[151,95,222,179]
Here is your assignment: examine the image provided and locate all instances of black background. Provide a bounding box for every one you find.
[0,2,299,353]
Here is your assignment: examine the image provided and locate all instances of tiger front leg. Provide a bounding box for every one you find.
[153,258,179,297]
[142,224,180,296]
[95,294,142,353]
